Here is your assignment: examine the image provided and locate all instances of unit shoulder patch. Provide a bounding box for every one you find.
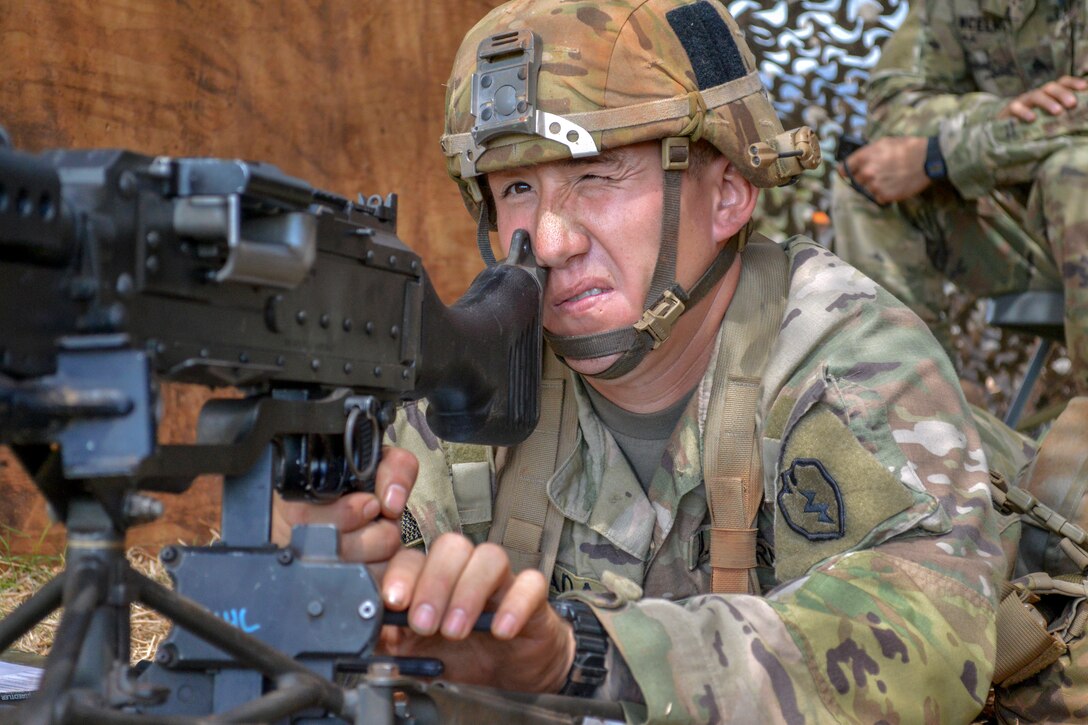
[774,405,915,581]
[778,458,845,541]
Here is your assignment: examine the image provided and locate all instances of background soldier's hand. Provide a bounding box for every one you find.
[378,533,576,693]
[998,75,1088,123]
[837,135,931,205]
[271,446,418,563]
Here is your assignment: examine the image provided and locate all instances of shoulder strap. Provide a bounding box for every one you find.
[488,350,577,575]
[703,239,789,594]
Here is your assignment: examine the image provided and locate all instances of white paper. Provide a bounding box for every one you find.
[0,660,42,700]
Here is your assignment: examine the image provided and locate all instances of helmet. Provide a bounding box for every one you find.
[441,0,819,221]
[441,0,820,378]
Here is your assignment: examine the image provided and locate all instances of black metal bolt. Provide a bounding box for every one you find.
[373,366,382,378]
[145,255,159,273]
[160,546,178,563]
[343,362,353,374]
[277,549,294,565]
[311,359,321,371]
[296,310,307,325]
[342,318,353,332]
[118,170,138,197]
[320,313,330,328]
[155,643,178,667]
[146,230,161,248]
[365,321,374,335]
[115,273,134,296]
[390,325,399,339]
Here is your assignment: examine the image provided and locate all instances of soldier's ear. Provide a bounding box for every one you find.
[711,162,757,245]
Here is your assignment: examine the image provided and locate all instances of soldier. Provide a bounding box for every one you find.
[279,0,1027,721]
[831,0,1088,393]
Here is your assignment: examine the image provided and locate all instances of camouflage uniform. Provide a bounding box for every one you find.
[394,237,1029,723]
[830,0,1088,391]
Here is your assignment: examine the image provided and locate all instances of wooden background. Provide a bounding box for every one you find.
[0,0,504,554]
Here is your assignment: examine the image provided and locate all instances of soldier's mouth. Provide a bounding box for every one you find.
[565,287,606,304]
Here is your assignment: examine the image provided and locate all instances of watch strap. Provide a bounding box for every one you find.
[924,135,947,180]
[552,599,608,697]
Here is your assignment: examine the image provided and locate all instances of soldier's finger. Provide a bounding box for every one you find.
[491,569,549,640]
[1041,82,1078,110]
[340,517,404,563]
[381,546,426,611]
[440,542,512,639]
[407,533,476,635]
[1004,99,1036,123]
[1057,75,1088,91]
[277,491,382,532]
[374,446,419,519]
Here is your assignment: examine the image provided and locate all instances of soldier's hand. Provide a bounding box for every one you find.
[272,445,418,563]
[378,533,576,693]
[837,135,931,205]
[998,75,1088,123]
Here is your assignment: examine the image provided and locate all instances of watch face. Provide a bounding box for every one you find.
[925,137,947,180]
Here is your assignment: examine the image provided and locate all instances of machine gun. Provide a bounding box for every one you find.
[0,144,624,724]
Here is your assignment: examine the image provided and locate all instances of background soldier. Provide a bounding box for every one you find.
[832,0,1088,394]
[281,0,1027,721]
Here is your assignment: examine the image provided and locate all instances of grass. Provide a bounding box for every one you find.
[0,529,172,663]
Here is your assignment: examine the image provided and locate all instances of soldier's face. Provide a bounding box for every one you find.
[488,141,726,374]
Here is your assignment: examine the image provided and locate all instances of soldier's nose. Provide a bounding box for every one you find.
[534,209,589,269]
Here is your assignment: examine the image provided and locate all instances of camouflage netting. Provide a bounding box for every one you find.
[731,0,1075,428]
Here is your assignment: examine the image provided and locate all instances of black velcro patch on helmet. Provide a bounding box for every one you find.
[666,1,747,90]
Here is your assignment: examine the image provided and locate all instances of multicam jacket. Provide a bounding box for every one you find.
[392,238,1027,723]
[866,0,1088,200]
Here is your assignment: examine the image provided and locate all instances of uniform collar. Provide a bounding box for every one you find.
[546,372,707,561]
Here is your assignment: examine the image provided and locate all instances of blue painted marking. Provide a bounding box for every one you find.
[218,608,260,633]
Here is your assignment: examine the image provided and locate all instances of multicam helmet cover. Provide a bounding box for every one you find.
[441,0,821,222]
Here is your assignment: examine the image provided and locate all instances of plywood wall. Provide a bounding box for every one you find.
[0,0,504,554]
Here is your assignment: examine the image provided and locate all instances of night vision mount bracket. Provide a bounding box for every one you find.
[460,29,599,178]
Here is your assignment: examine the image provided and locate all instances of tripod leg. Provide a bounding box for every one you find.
[0,572,65,652]
[20,564,104,724]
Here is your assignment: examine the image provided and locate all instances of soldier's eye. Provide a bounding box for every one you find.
[500,181,532,197]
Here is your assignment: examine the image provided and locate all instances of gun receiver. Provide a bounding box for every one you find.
[0,147,544,499]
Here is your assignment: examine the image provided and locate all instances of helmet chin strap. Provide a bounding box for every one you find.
[545,154,747,380]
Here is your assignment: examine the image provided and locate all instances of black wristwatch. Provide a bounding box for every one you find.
[924,135,947,180]
[552,599,609,697]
